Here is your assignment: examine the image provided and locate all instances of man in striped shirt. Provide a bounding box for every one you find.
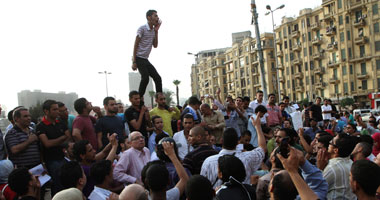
[132,10,162,99]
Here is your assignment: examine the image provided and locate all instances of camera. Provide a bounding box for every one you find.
[279,137,289,158]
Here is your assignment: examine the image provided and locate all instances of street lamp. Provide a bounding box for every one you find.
[98,71,112,96]
[265,4,285,103]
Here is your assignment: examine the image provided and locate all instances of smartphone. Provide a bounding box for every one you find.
[279,137,289,158]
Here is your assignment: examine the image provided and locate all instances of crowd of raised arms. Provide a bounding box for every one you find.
[1,89,380,200]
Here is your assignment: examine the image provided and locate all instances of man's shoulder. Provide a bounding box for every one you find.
[203,153,221,164]
[172,131,183,139]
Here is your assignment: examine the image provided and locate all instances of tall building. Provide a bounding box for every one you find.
[275,0,380,106]
[128,72,154,108]
[190,31,277,102]
[17,90,78,113]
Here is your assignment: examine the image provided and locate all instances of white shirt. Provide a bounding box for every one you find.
[173,130,193,160]
[321,104,332,120]
[88,186,112,200]
[249,100,268,124]
[200,147,265,189]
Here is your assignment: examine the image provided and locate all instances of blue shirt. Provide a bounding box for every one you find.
[148,131,169,154]
[304,127,320,140]
[299,160,328,200]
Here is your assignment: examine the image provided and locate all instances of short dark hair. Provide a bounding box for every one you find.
[188,96,201,105]
[183,113,194,120]
[129,91,140,99]
[74,98,87,114]
[335,133,357,157]
[222,128,238,150]
[283,96,290,100]
[218,155,246,183]
[141,160,165,191]
[7,109,15,121]
[347,123,357,132]
[60,161,84,189]
[151,115,162,124]
[13,107,28,119]
[255,105,267,114]
[257,90,263,94]
[146,162,169,192]
[243,96,250,102]
[359,135,374,147]
[73,140,89,161]
[272,171,298,200]
[279,102,285,106]
[146,10,157,18]
[318,135,334,149]
[90,160,112,185]
[278,128,297,146]
[351,160,380,196]
[186,175,214,200]
[8,168,31,196]
[316,97,322,100]
[42,99,57,112]
[358,142,372,158]
[241,130,252,137]
[268,93,276,98]
[57,101,65,108]
[156,137,180,162]
[103,96,115,106]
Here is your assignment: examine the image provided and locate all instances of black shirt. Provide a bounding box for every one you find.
[216,181,256,200]
[95,115,125,147]
[124,106,147,137]
[36,117,67,161]
[183,145,218,175]
[310,104,323,122]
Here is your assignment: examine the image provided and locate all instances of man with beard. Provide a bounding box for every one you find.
[131,9,163,99]
[95,97,125,150]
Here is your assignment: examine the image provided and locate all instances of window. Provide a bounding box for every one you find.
[339,15,343,25]
[286,67,289,75]
[338,0,342,9]
[346,16,350,24]
[311,76,315,84]
[341,49,346,61]
[310,61,314,70]
[360,45,365,56]
[376,41,380,52]
[308,32,311,41]
[287,80,290,88]
[306,77,309,84]
[362,80,368,90]
[348,48,352,58]
[351,81,355,91]
[305,62,308,71]
[290,53,294,61]
[378,78,380,90]
[340,32,344,42]
[288,26,291,35]
[284,41,287,49]
[350,65,353,74]
[309,46,312,56]
[361,63,366,74]
[285,53,288,62]
[303,48,307,57]
[245,56,249,65]
[342,65,347,75]
[377,60,380,70]
[344,82,348,93]
[335,84,339,94]
[375,22,379,33]
[347,31,351,40]
[373,3,378,15]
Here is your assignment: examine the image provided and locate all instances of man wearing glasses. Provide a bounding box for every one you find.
[113,131,150,185]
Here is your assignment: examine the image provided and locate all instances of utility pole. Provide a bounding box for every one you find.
[251,0,268,100]
[98,70,112,96]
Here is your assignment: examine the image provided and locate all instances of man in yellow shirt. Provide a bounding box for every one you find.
[149,92,180,136]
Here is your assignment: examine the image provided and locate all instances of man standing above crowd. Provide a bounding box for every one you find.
[5,107,41,169]
[125,91,150,143]
[149,92,180,137]
[181,96,202,124]
[321,99,332,121]
[310,97,323,127]
[282,96,295,115]
[199,103,225,145]
[266,94,282,128]
[96,97,125,150]
[36,100,70,195]
[132,9,162,99]
[72,98,99,150]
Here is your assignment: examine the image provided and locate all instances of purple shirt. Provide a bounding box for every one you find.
[113,147,150,184]
[73,115,98,150]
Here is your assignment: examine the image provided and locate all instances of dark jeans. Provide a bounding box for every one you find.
[46,159,65,196]
[136,57,162,97]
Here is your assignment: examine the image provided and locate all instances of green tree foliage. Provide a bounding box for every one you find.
[29,102,44,123]
[340,97,355,108]
[163,90,174,106]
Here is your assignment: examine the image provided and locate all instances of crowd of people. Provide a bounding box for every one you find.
[1,89,380,200]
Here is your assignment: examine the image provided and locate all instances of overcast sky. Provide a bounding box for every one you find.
[0,0,321,112]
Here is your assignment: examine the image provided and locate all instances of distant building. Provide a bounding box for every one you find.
[17,90,78,114]
[128,72,154,108]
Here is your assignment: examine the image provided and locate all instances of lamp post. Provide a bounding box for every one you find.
[265,4,285,103]
[98,71,112,96]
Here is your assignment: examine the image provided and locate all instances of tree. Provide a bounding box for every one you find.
[148,91,156,108]
[163,90,174,106]
[340,97,355,108]
[173,80,181,106]
[29,101,44,123]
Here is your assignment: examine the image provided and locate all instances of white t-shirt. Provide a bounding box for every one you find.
[321,104,332,120]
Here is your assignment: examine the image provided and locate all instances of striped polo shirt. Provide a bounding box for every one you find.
[136,24,155,59]
[5,125,41,168]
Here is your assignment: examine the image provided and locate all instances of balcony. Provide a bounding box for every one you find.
[322,0,334,6]
[311,22,320,31]
[327,60,340,68]
[312,37,322,45]
[357,73,370,80]
[350,54,372,62]
[254,83,261,87]
[291,30,300,38]
[313,53,323,60]
[324,12,335,21]
[296,86,304,92]
[326,26,336,36]
[353,18,366,28]
[314,67,325,75]
[294,72,303,79]
[329,77,340,84]
[292,58,302,65]
[327,42,338,51]
[292,44,301,52]
[276,38,282,44]
[277,50,283,57]
[354,36,368,45]
[277,63,284,70]
[315,82,326,89]
[279,77,285,83]
[252,60,259,65]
